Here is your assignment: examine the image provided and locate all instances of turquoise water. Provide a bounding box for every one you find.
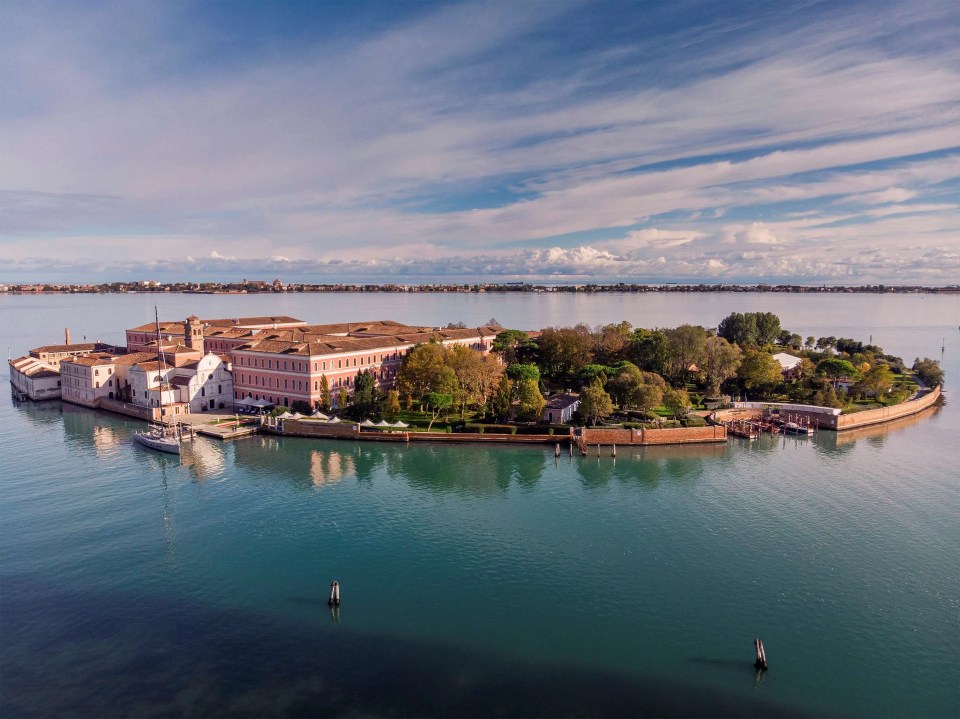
[2,293,958,717]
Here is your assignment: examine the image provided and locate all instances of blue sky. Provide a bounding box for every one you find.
[1,0,958,284]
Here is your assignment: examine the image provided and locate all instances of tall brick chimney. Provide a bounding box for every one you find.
[65,328,71,345]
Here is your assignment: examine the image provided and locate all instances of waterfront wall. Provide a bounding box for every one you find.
[835,386,941,430]
[711,387,942,431]
[274,419,559,444]
[97,397,153,421]
[580,425,726,446]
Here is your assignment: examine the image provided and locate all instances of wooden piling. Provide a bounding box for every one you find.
[611,443,616,457]
[555,443,561,457]
[328,580,341,607]
[753,638,768,670]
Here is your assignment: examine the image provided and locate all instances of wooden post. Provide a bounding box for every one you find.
[333,580,341,606]
[328,580,337,607]
[611,443,616,457]
[754,638,768,670]
[555,443,561,457]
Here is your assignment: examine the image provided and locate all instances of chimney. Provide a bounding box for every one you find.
[65,328,71,345]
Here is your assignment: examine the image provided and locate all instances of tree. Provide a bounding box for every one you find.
[816,358,860,388]
[737,349,784,395]
[701,336,741,396]
[634,382,663,420]
[754,312,782,345]
[384,389,401,420]
[515,378,546,422]
[353,370,377,415]
[627,328,670,376]
[492,329,529,364]
[319,374,331,412]
[813,383,844,408]
[397,342,449,410]
[506,363,540,384]
[860,364,895,399]
[717,312,757,345]
[663,388,691,419]
[424,392,453,431]
[535,325,594,385]
[912,357,944,387]
[816,336,837,351]
[577,363,613,388]
[447,344,486,416]
[579,377,613,426]
[490,375,513,422]
[663,324,708,384]
[338,387,349,410]
[605,364,643,407]
[593,321,632,365]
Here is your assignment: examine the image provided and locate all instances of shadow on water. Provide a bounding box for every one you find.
[574,442,727,490]
[1,574,808,718]
[233,437,549,495]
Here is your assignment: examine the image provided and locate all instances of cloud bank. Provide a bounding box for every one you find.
[1,0,958,283]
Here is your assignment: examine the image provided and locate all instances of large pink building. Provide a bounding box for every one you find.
[230,322,502,408]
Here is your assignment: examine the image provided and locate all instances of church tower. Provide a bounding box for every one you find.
[184,315,204,351]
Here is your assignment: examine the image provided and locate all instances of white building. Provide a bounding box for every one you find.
[9,356,61,400]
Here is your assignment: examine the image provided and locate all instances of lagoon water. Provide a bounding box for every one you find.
[1,292,958,717]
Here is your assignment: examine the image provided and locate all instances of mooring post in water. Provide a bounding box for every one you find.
[754,638,768,670]
[611,443,616,457]
[555,443,561,457]
[328,580,341,607]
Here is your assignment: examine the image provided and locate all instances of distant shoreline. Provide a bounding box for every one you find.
[4,283,958,295]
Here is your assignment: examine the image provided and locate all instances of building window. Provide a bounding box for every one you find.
[218,384,222,393]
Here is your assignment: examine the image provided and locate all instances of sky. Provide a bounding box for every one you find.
[1,0,959,285]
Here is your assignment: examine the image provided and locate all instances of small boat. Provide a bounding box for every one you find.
[782,421,814,435]
[134,425,181,454]
[133,306,181,455]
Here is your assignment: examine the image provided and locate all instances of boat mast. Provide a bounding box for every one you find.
[155,306,167,427]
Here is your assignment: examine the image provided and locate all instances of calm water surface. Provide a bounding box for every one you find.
[1,293,958,717]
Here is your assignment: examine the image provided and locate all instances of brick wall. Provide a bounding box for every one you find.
[581,425,726,446]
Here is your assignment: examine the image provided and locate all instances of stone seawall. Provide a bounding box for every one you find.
[96,397,153,421]
[835,386,941,430]
[275,419,559,444]
[580,425,726,446]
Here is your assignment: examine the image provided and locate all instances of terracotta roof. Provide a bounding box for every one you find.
[9,356,60,378]
[170,376,191,387]
[234,325,503,357]
[62,352,117,367]
[114,352,158,366]
[31,342,100,354]
[128,315,304,333]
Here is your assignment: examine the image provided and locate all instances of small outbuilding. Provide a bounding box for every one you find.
[542,393,580,424]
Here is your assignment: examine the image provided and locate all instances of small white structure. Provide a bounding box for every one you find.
[8,356,61,400]
[772,352,803,378]
[543,393,580,424]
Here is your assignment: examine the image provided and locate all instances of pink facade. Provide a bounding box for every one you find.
[231,334,495,408]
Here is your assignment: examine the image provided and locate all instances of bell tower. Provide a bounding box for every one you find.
[184,315,204,351]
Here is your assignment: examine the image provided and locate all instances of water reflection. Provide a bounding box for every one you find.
[813,405,941,454]
[230,438,551,495]
[574,443,728,489]
[179,437,227,480]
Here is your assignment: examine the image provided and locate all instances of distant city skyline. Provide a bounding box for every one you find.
[2,0,958,284]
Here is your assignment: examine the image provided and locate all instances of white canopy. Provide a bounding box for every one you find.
[392,420,409,428]
[234,396,257,407]
[360,419,376,427]
[277,411,294,419]
[375,419,392,427]
[252,398,273,407]
[290,412,303,419]
[327,417,341,424]
[311,411,329,420]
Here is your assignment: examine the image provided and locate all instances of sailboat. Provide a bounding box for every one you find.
[134,307,181,455]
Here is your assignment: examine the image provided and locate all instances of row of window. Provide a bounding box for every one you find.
[236,367,397,390]
[235,350,408,372]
